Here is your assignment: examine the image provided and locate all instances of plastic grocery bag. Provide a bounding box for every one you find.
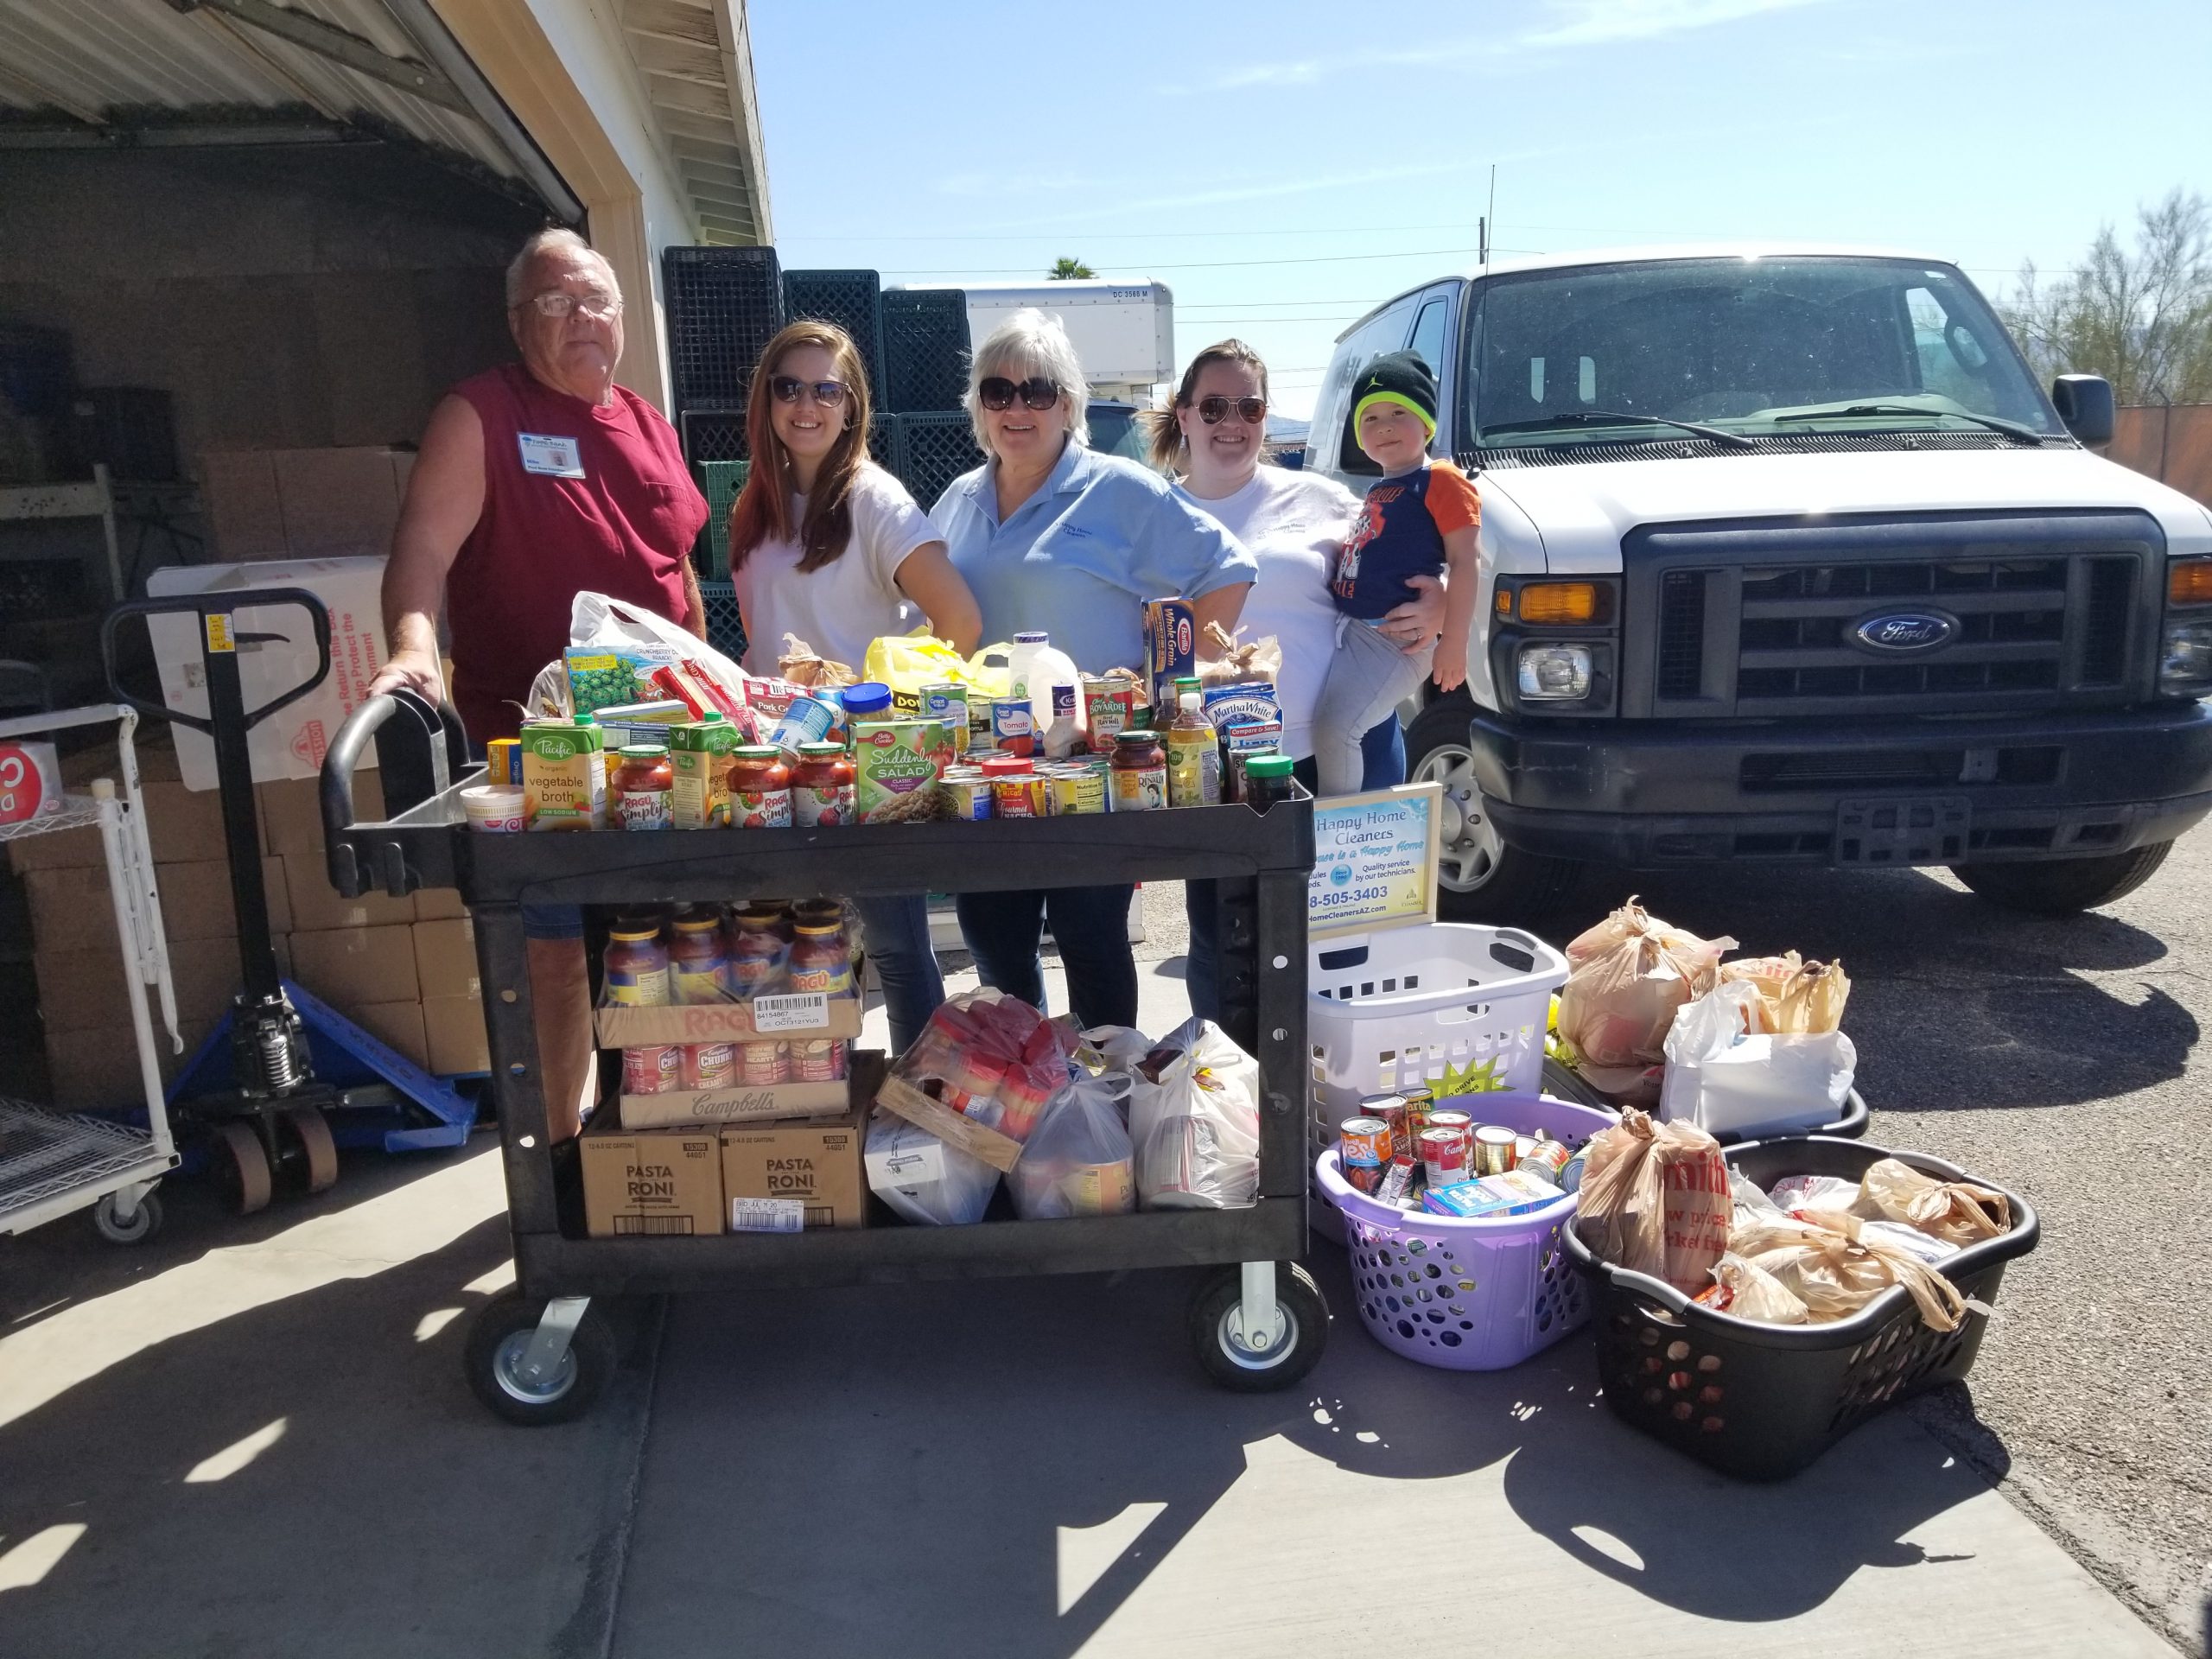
[1694,1252,1811,1323]
[1198,621,1282,687]
[1009,1073,1136,1220]
[1851,1158,2011,1246]
[1076,1024,1154,1078]
[1718,952,1853,1034]
[1128,1018,1260,1211]
[865,1109,999,1225]
[1574,1108,1731,1294]
[1659,981,1855,1140]
[1555,898,1734,1103]
[863,631,1006,702]
[1733,1211,1967,1332]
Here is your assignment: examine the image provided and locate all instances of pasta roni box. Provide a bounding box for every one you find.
[519,718,607,830]
[1141,597,1195,712]
[669,715,737,829]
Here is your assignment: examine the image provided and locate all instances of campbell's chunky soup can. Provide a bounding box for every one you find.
[683,1041,735,1090]
[623,1044,680,1095]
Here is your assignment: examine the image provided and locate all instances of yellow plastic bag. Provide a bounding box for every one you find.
[861,632,1011,701]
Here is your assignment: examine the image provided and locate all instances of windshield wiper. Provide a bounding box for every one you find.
[1481,410,1758,449]
[1769,404,2047,444]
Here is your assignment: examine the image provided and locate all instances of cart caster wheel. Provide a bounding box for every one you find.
[92,1189,162,1245]
[211,1122,272,1216]
[1189,1262,1329,1393]
[464,1291,616,1427]
[278,1105,340,1195]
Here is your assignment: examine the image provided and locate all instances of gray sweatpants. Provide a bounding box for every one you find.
[1313,614,1433,796]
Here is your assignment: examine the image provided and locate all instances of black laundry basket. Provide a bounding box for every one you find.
[1563,1135,2039,1481]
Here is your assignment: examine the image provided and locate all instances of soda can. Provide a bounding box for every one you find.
[739,1040,790,1087]
[991,696,1035,758]
[921,683,969,734]
[942,766,994,821]
[1418,1125,1469,1190]
[1359,1092,1411,1162]
[622,1044,680,1096]
[1339,1115,1393,1173]
[1516,1137,1571,1185]
[1471,1123,1518,1176]
[683,1040,736,1090]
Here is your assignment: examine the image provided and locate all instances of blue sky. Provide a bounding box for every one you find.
[749,0,2210,418]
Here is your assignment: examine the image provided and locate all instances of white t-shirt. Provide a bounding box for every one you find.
[732,461,939,673]
[1175,466,1361,761]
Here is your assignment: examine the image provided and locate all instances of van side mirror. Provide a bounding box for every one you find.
[2051,374,2114,447]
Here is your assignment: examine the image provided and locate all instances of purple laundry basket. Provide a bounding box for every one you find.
[1316,1092,1618,1371]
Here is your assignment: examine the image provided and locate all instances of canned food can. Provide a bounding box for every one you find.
[941,766,994,820]
[1471,1123,1518,1176]
[920,683,969,733]
[991,697,1034,758]
[793,1038,846,1084]
[1082,677,1135,744]
[1339,1115,1393,1172]
[683,1040,736,1090]
[1559,1145,1590,1194]
[1429,1109,1475,1158]
[622,1044,680,1096]
[1418,1126,1469,1189]
[1400,1084,1435,1146]
[1516,1137,1571,1185]
[738,1040,790,1087]
[991,772,1049,819]
[1046,765,1107,817]
[1360,1092,1411,1162]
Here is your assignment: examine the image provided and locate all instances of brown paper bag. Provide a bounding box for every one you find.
[1718,952,1852,1034]
[779,633,856,690]
[1851,1158,2010,1245]
[1198,621,1283,686]
[1694,1252,1811,1323]
[1574,1109,1732,1294]
[1737,1211,1967,1332]
[1556,899,1735,1084]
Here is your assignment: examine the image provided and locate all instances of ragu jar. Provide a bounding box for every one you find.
[613,744,673,830]
[722,904,787,996]
[726,745,792,829]
[603,919,671,1006]
[787,920,854,995]
[791,742,855,827]
[668,907,728,1004]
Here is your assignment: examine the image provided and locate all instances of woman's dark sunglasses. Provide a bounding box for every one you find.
[770,376,848,407]
[978,376,1061,412]
[1198,395,1268,425]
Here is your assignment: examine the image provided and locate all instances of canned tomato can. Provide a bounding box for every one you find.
[1429,1108,1474,1156]
[622,1044,680,1096]
[1517,1137,1571,1185]
[991,696,1035,757]
[992,772,1049,818]
[683,1040,735,1091]
[1418,1126,1469,1189]
[1360,1092,1411,1162]
[739,1040,790,1087]
[1471,1123,1518,1175]
[942,766,994,821]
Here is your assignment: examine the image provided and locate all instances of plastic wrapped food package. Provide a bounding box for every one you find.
[864,1109,999,1225]
[890,989,1077,1147]
[1128,1018,1260,1211]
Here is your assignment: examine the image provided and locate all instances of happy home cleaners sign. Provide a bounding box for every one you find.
[1307,782,1442,938]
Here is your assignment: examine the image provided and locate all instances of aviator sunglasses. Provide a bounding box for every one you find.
[978,376,1062,412]
[771,376,849,407]
[1198,395,1268,425]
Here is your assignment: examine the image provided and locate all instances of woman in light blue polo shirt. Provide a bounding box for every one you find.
[931,308,1255,1028]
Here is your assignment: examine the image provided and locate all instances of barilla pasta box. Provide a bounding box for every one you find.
[669,717,737,829]
[1141,598,1196,712]
[520,719,607,830]
[853,719,954,823]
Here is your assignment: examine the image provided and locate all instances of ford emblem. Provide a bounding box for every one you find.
[1852,610,1958,652]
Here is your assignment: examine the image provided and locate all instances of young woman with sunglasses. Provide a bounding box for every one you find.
[728,321,982,1049]
[1143,340,1446,1025]
[930,310,1255,1029]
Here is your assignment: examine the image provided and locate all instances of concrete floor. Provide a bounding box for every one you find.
[0,879,2193,1657]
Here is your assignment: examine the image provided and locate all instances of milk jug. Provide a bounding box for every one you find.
[1006,630,1086,759]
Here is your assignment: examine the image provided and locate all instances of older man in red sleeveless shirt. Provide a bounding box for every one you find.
[371,229,709,1139]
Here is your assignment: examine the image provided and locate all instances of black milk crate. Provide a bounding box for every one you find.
[868,412,902,474]
[697,578,747,664]
[899,411,984,512]
[881,288,970,412]
[693,460,749,579]
[682,404,750,465]
[1564,1135,2040,1481]
[664,245,784,410]
[781,270,887,404]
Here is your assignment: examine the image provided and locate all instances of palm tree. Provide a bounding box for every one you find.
[1049,257,1096,280]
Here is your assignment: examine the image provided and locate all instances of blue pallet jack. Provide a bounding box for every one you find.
[102,590,474,1212]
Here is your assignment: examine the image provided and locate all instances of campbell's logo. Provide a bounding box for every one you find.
[1851,610,1959,653]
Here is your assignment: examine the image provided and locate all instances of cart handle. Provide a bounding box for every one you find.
[322,690,465,899]
[100,590,331,736]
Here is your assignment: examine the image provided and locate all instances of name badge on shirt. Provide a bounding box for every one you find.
[518,433,585,478]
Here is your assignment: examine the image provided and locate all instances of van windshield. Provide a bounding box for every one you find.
[1467,257,2062,449]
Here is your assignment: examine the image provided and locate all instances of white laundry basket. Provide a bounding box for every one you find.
[1306,923,1570,1162]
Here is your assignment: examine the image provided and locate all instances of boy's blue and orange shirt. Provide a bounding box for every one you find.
[1331,460,1481,620]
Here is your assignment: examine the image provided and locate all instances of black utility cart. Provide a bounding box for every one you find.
[322,693,1331,1424]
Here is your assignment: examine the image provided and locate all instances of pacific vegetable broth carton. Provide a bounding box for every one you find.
[669,718,737,829]
[1141,598,1196,712]
[853,720,955,823]
[520,718,607,830]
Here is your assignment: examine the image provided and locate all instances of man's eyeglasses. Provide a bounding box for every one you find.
[770,376,849,407]
[1198,395,1268,426]
[524,291,622,321]
[978,376,1062,412]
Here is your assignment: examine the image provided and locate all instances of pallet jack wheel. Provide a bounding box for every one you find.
[279,1105,340,1194]
[211,1122,273,1216]
[92,1189,163,1245]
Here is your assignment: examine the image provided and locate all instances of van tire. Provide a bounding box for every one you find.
[1403,697,1579,927]
[1951,842,2172,916]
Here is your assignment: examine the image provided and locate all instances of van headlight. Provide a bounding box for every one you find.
[1516,645,1593,700]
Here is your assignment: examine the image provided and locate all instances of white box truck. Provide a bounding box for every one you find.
[894,280,1175,403]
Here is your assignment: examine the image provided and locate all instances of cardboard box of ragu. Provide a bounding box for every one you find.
[145,557,388,791]
[580,1126,724,1238]
[721,1103,867,1232]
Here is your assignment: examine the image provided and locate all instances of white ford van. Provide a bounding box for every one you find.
[1306,245,2212,922]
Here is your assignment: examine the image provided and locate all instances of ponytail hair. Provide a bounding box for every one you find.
[1141,337,1272,474]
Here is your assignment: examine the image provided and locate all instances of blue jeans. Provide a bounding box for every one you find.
[1185,715,1404,1025]
[851,893,944,1055]
[956,885,1138,1029]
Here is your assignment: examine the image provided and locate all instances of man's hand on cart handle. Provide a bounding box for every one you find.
[368,646,446,705]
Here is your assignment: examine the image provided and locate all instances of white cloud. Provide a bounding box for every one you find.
[1522,0,1833,46]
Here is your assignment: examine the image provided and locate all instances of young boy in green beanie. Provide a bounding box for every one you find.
[1312,350,1481,794]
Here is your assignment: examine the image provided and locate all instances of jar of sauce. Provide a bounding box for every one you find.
[669,907,728,1003]
[1243,753,1296,814]
[727,746,791,829]
[614,744,673,830]
[788,920,854,995]
[791,742,855,827]
[603,919,671,1006]
[1109,730,1166,812]
[722,903,787,996]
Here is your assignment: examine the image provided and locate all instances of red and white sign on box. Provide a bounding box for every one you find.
[0,741,61,824]
[146,558,389,791]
